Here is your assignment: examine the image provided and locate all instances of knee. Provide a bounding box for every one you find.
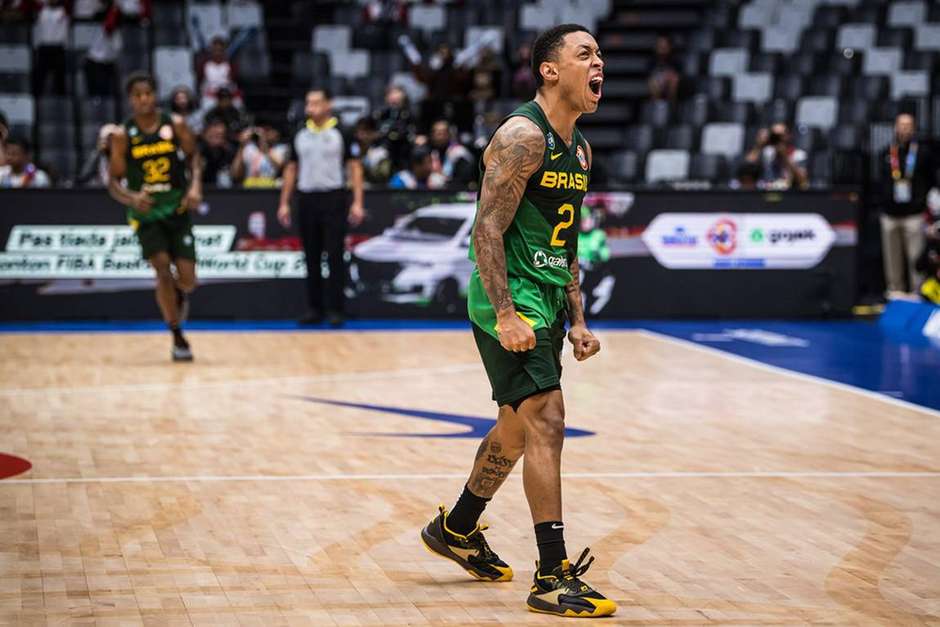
[177,275,197,293]
[525,405,565,448]
[152,263,173,282]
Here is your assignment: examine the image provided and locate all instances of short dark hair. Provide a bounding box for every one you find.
[125,71,157,95]
[531,24,590,89]
[410,145,432,166]
[5,135,31,153]
[307,86,333,101]
[355,116,377,131]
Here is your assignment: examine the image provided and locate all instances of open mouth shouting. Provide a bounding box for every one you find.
[588,74,603,101]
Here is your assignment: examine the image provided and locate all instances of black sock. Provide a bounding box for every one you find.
[535,521,567,574]
[170,325,185,345]
[447,484,490,535]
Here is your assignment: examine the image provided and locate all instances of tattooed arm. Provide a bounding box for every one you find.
[475,116,545,352]
[567,140,600,362]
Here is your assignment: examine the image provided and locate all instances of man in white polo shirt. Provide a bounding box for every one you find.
[278,88,365,326]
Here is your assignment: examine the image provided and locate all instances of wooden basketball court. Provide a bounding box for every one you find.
[1,329,938,624]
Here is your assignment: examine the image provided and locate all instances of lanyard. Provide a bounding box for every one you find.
[890,142,917,180]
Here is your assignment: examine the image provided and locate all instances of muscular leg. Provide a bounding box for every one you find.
[517,389,565,523]
[466,404,527,498]
[174,258,197,294]
[149,252,180,325]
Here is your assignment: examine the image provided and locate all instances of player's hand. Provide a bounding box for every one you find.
[277,202,292,228]
[497,310,536,353]
[182,187,202,210]
[348,201,365,227]
[131,191,154,213]
[568,324,600,361]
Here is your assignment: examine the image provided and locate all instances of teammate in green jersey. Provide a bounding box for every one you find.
[108,73,203,362]
[421,25,616,618]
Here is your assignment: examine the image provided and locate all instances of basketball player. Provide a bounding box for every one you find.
[108,73,203,361]
[421,25,615,617]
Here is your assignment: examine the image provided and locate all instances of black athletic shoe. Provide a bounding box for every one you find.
[526,548,617,618]
[298,310,323,326]
[176,288,190,324]
[172,331,193,362]
[420,505,513,581]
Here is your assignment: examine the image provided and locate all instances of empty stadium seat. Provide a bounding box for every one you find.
[836,24,875,51]
[645,149,690,183]
[226,0,263,29]
[410,4,445,34]
[0,94,34,126]
[153,47,194,99]
[709,48,749,76]
[862,48,902,75]
[891,71,929,99]
[331,51,370,80]
[796,96,838,130]
[761,27,800,54]
[312,25,351,54]
[830,125,860,152]
[689,153,728,182]
[639,100,672,128]
[733,73,773,103]
[609,150,640,184]
[888,1,925,27]
[665,125,697,151]
[749,52,781,74]
[701,123,744,159]
[914,25,940,51]
[625,125,655,155]
[0,44,30,73]
[679,95,711,127]
[187,1,225,38]
[739,3,773,29]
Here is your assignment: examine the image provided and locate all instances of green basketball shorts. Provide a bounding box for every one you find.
[471,311,566,408]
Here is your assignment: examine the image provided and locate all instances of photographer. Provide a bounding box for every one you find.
[232,122,287,188]
[745,123,808,190]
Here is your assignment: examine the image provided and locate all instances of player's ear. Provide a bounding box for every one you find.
[539,60,559,85]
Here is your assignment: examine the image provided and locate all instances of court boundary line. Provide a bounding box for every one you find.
[2,470,938,485]
[0,363,481,397]
[636,329,940,419]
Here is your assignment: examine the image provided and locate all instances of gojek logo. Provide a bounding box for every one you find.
[533,250,567,269]
[293,396,595,438]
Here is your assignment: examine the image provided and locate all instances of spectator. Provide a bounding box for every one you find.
[199,119,235,186]
[648,35,679,102]
[73,0,106,19]
[75,122,118,187]
[879,113,938,298]
[1,1,32,21]
[511,43,536,99]
[745,123,808,190]
[0,136,51,188]
[389,145,446,190]
[411,43,471,132]
[732,161,761,190]
[203,86,245,142]
[277,88,365,327]
[373,84,415,170]
[353,117,392,187]
[32,0,69,96]
[84,12,122,99]
[232,122,288,188]
[423,119,474,188]
[468,48,501,117]
[197,35,239,101]
[170,86,203,134]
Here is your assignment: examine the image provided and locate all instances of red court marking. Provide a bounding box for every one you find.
[0,453,32,479]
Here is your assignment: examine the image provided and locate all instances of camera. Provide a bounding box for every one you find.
[768,131,783,146]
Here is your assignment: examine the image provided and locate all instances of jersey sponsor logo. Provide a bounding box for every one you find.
[539,170,588,191]
[159,124,173,140]
[576,145,588,170]
[293,396,595,438]
[533,249,567,269]
[550,152,563,161]
[141,183,172,193]
[131,140,177,159]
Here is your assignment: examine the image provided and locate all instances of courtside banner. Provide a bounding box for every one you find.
[0,188,858,319]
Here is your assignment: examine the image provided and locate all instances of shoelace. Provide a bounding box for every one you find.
[466,525,497,561]
[560,548,595,593]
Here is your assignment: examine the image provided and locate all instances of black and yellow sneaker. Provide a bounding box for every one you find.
[527,548,617,618]
[420,505,513,582]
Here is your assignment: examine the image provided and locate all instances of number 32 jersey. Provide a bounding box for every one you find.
[468,100,591,336]
[123,111,188,224]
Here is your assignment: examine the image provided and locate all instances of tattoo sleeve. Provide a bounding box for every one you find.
[473,118,545,314]
[565,257,585,326]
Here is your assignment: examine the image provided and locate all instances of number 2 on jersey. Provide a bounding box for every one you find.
[550,203,575,247]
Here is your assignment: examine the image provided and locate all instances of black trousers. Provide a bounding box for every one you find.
[297,190,348,314]
[84,58,117,98]
[33,45,66,96]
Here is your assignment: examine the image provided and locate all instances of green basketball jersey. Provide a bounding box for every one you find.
[123,111,188,224]
[468,101,591,337]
